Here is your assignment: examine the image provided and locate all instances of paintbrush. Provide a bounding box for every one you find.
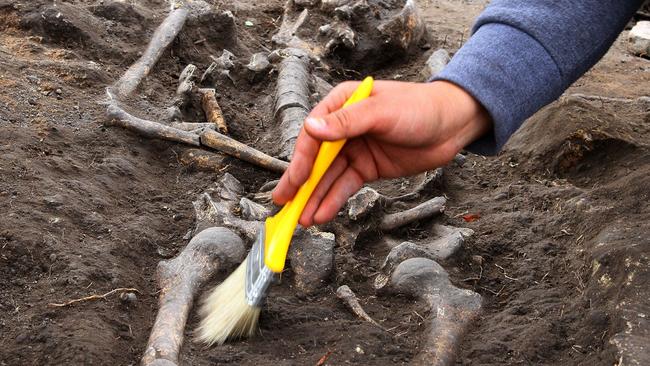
[197,77,374,345]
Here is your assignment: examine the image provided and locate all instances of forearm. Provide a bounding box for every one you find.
[434,0,644,155]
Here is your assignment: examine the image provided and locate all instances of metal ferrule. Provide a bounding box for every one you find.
[245,225,276,307]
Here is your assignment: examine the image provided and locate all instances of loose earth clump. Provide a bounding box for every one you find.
[0,0,648,365]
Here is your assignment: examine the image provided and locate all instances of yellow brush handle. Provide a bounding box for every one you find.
[264,77,374,273]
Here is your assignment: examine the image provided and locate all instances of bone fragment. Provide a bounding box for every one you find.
[176,64,196,105]
[112,7,188,99]
[141,227,245,366]
[198,88,228,134]
[288,228,335,294]
[336,285,384,329]
[239,197,270,221]
[179,149,224,172]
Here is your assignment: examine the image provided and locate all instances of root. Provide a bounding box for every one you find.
[48,287,140,307]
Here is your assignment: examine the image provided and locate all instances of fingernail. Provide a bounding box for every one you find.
[306,117,327,131]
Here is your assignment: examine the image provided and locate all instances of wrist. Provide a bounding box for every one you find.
[427,80,492,152]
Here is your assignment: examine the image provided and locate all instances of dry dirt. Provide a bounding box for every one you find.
[0,0,648,365]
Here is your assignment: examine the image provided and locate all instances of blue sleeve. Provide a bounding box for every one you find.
[433,0,644,155]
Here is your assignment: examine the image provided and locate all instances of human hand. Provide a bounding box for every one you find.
[272,80,491,226]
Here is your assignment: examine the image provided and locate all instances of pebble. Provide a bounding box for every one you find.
[629,21,650,57]
[420,48,450,81]
[119,292,137,304]
[288,228,335,294]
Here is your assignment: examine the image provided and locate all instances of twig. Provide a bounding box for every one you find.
[48,287,140,307]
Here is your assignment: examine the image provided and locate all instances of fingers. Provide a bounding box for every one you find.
[298,155,348,227]
[309,81,362,118]
[272,127,320,204]
[312,166,365,224]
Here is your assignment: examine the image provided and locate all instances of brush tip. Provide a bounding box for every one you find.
[197,258,262,346]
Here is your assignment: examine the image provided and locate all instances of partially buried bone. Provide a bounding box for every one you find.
[376,258,482,366]
[381,225,475,272]
[141,227,245,366]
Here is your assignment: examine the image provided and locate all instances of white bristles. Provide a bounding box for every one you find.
[197,257,261,346]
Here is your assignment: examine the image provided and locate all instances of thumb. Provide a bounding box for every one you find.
[304,100,381,141]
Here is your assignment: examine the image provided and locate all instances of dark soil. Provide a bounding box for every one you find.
[1,1,648,365]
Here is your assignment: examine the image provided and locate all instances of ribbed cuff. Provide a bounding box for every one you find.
[433,23,563,155]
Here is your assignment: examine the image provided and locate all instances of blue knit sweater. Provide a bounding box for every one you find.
[434,0,644,155]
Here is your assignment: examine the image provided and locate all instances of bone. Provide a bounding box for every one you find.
[178,149,225,172]
[336,285,383,329]
[199,129,289,173]
[319,21,356,53]
[141,227,245,366]
[377,0,426,53]
[202,49,236,83]
[111,7,189,99]
[192,174,261,241]
[198,88,228,134]
[273,48,311,159]
[381,225,474,271]
[272,4,311,50]
[169,122,216,132]
[176,64,197,106]
[377,258,482,366]
[379,196,446,231]
[288,228,335,294]
[321,0,353,12]
[105,102,200,146]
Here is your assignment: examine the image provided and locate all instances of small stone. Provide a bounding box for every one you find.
[355,345,365,354]
[28,98,37,106]
[16,333,29,343]
[183,230,193,240]
[452,153,466,167]
[239,197,269,221]
[156,246,175,258]
[172,213,184,221]
[119,292,137,304]
[288,228,335,294]
[245,52,271,74]
[43,194,64,208]
[55,88,62,95]
[471,255,484,265]
[347,186,382,221]
[165,106,182,122]
[49,253,57,262]
[629,21,650,57]
[244,20,254,27]
[321,0,352,12]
